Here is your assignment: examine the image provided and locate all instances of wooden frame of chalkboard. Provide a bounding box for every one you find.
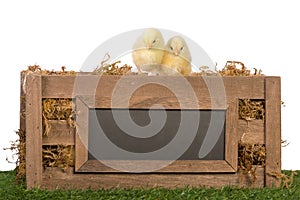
[75,77,238,173]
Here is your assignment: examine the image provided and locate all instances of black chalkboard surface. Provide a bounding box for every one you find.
[88,109,225,161]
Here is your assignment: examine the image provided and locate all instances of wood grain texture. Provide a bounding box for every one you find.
[42,120,75,145]
[42,167,264,190]
[75,96,235,173]
[25,73,43,189]
[225,99,239,171]
[75,97,89,171]
[77,160,235,173]
[223,76,265,99]
[238,120,265,144]
[265,77,281,187]
[24,74,281,189]
[41,75,266,108]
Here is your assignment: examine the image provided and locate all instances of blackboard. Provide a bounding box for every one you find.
[88,109,226,161]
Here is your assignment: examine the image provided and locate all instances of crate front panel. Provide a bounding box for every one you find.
[22,73,280,189]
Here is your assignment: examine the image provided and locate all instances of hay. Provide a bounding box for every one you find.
[218,61,263,76]
[42,98,75,136]
[267,171,297,189]
[237,98,267,185]
[23,65,77,75]
[239,99,265,120]
[238,142,266,184]
[3,129,26,182]
[42,145,75,171]
[41,98,76,171]
[191,61,263,77]
[94,53,134,75]
[94,60,133,75]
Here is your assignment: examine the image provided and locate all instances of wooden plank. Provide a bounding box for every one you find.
[225,99,238,171]
[25,73,43,189]
[265,77,281,187]
[42,120,75,145]
[238,120,265,144]
[42,74,119,98]
[42,75,74,98]
[75,97,89,171]
[42,167,264,190]
[224,76,265,99]
[77,160,235,173]
[41,75,265,104]
[92,76,215,109]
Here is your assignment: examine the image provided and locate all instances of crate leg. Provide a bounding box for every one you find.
[25,73,42,189]
[265,77,281,187]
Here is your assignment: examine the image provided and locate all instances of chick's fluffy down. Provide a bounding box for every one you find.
[161,36,192,75]
[132,28,165,74]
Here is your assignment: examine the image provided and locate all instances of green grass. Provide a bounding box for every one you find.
[0,171,299,200]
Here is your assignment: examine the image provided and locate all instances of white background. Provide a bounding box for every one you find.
[0,0,299,171]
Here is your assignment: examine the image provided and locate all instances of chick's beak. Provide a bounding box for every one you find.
[146,43,152,50]
[174,49,179,56]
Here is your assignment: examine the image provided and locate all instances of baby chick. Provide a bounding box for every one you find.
[161,36,192,75]
[132,28,165,75]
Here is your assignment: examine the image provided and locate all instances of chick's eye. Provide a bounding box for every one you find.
[152,39,156,44]
[170,46,173,51]
[180,46,184,51]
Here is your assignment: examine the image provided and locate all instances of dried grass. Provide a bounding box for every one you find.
[94,53,134,75]
[268,171,297,189]
[42,145,75,171]
[192,61,263,77]
[3,129,26,183]
[218,61,263,76]
[42,98,75,136]
[237,98,266,185]
[23,65,77,75]
[238,142,266,184]
[41,98,76,171]
[239,99,265,120]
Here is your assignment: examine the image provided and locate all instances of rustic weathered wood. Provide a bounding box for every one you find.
[42,167,264,190]
[23,74,281,189]
[75,96,236,173]
[25,73,43,189]
[75,97,89,171]
[225,99,238,171]
[223,76,265,99]
[238,120,265,144]
[77,160,235,173]
[265,77,281,187]
[42,120,75,145]
[41,74,266,101]
[42,74,102,98]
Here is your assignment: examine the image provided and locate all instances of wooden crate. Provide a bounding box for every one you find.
[20,72,281,189]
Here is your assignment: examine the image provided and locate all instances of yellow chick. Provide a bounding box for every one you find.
[161,36,192,75]
[132,28,165,75]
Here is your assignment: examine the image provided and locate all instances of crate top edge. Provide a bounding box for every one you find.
[21,72,280,79]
